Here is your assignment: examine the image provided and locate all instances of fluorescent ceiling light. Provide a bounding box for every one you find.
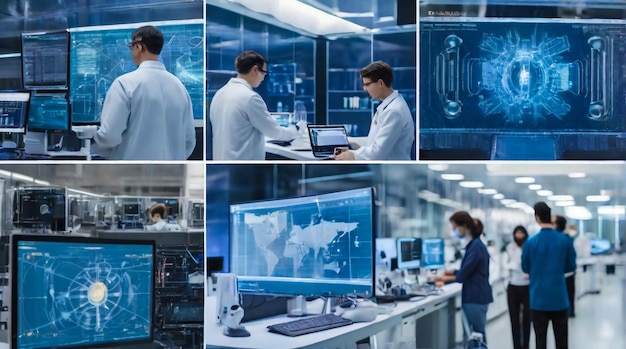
[568,172,586,178]
[555,201,576,207]
[11,173,34,182]
[548,195,575,201]
[501,199,517,205]
[493,193,505,200]
[441,173,464,181]
[565,206,593,220]
[528,184,542,190]
[537,190,553,196]
[478,188,498,195]
[459,181,484,188]
[226,0,369,36]
[598,205,626,215]
[0,169,12,177]
[515,177,535,184]
[586,194,610,202]
[428,164,449,172]
[507,202,532,209]
[34,180,50,186]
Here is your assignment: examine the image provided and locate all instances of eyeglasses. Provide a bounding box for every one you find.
[363,81,376,88]
[257,66,268,75]
[127,40,143,48]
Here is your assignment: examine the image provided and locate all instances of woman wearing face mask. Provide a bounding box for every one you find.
[437,211,493,343]
[506,225,530,349]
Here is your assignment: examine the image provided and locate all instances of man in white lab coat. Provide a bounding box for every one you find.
[93,26,196,160]
[334,61,415,160]
[210,50,298,160]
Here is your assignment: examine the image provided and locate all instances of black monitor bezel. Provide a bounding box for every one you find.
[26,91,71,133]
[228,187,376,298]
[10,234,156,349]
[0,89,31,133]
[20,30,70,91]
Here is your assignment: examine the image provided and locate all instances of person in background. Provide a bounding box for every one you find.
[334,61,415,160]
[506,225,531,349]
[94,25,196,160]
[436,211,493,343]
[145,203,181,231]
[553,215,576,318]
[522,202,576,349]
[210,50,298,160]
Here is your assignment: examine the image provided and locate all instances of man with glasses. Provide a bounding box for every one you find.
[210,50,298,160]
[334,61,414,160]
[93,25,196,160]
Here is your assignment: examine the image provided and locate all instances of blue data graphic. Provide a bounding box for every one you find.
[230,188,374,296]
[28,95,69,131]
[420,20,626,131]
[422,239,445,270]
[0,92,29,131]
[15,240,154,349]
[69,22,204,123]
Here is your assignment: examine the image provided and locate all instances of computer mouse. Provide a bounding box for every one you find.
[335,299,378,322]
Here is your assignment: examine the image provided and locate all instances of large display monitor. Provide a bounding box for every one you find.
[21,30,70,90]
[229,187,375,297]
[10,234,155,349]
[0,91,29,133]
[27,93,70,132]
[422,238,445,270]
[396,237,422,270]
[69,20,204,124]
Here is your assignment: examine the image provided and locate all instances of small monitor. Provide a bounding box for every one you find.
[375,238,397,271]
[27,93,70,132]
[230,187,375,297]
[397,238,422,270]
[11,234,155,349]
[0,91,29,133]
[422,238,445,270]
[124,203,140,215]
[21,30,70,90]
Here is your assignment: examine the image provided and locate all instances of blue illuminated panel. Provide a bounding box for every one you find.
[21,31,69,90]
[230,188,374,297]
[422,238,445,270]
[0,92,29,132]
[421,19,626,132]
[69,22,204,124]
[28,94,69,131]
[13,236,154,349]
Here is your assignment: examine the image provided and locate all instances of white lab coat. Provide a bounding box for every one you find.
[354,90,415,160]
[93,60,196,160]
[210,78,298,160]
[145,219,182,232]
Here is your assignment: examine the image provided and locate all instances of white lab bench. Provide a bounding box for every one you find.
[204,283,462,349]
[265,133,368,160]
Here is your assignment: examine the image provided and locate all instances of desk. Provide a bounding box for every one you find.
[265,133,368,161]
[204,283,462,349]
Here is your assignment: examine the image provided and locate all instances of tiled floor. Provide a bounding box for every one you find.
[486,265,625,349]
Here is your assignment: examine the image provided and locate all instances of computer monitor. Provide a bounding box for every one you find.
[12,188,66,231]
[397,238,422,270]
[123,203,140,215]
[229,187,375,297]
[422,238,445,270]
[0,91,29,133]
[10,234,155,349]
[21,30,70,90]
[27,93,70,132]
[375,238,397,271]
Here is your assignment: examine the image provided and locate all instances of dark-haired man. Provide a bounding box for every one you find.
[210,50,298,160]
[94,26,196,160]
[522,202,576,349]
[334,61,414,160]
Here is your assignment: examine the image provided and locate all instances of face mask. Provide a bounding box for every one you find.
[452,227,463,239]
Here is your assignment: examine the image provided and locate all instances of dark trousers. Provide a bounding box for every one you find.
[565,274,575,316]
[531,309,569,349]
[507,284,530,349]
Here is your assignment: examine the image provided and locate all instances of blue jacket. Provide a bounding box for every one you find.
[522,228,577,311]
[456,238,493,305]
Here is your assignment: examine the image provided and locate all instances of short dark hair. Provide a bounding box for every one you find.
[449,211,480,239]
[132,26,164,55]
[150,203,167,219]
[534,202,552,224]
[235,50,268,74]
[554,215,567,232]
[360,61,393,87]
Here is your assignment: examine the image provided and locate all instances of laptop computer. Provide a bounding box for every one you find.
[307,125,351,158]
